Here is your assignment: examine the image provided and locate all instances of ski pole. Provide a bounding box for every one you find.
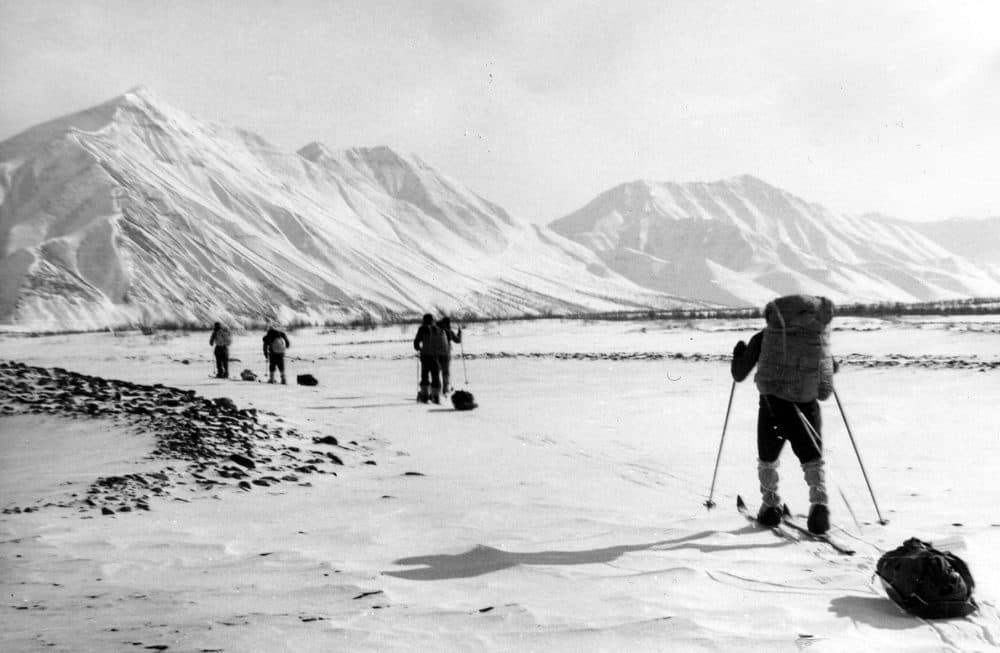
[705,380,736,509]
[458,323,469,385]
[834,389,888,525]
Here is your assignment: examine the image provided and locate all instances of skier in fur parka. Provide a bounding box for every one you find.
[730,294,836,535]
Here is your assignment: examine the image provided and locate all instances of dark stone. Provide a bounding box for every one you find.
[296,374,319,386]
[102,507,115,515]
[214,397,237,412]
[312,436,338,446]
[229,453,255,469]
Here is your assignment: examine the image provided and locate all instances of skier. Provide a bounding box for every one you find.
[413,314,446,403]
[730,294,835,534]
[209,322,232,378]
[262,325,291,384]
[436,317,462,395]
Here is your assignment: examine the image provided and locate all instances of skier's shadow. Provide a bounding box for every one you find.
[386,528,788,580]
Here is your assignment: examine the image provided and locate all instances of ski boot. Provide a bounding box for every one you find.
[757,504,783,527]
[802,458,830,534]
[807,504,830,535]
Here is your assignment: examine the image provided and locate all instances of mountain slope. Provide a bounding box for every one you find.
[901,216,1000,265]
[0,88,695,330]
[550,176,1000,306]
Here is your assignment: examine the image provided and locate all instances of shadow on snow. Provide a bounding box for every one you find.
[385,527,790,581]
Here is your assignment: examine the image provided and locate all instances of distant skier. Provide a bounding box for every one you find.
[436,317,463,395]
[413,314,445,403]
[209,322,232,378]
[730,294,836,534]
[262,325,291,385]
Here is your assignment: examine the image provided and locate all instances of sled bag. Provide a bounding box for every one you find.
[451,390,477,411]
[876,537,977,619]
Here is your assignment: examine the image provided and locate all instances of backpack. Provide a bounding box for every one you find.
[422,324,449,356]
[754,295,835,402]
[876,537,977,619]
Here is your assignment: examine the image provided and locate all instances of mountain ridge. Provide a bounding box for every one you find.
[0,89,694,331]
[550,178,1000,306]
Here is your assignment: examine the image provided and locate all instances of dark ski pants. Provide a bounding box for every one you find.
[268,353,286,380]
[214,345,229,378]
[757,395,822,464]
[419,354,441,390]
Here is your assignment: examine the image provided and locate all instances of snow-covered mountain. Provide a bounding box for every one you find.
[549,176,1000,306]
[902,216,1000,265]
[0,88,695,331]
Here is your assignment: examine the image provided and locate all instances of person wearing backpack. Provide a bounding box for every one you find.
[413,314,445,404]
[730,295,836,534]
[209,322,233,378]
[436,317,463,395]
[262,325,291,385]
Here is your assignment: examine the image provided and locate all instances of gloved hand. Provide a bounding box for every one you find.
[732,340,747,359]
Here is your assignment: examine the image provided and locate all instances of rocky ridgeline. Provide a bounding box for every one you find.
[0,361,349,516]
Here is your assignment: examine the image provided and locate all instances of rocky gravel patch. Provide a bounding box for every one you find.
[0,360,351,516]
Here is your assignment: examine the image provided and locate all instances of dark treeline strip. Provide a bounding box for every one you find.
[4,297,998,337]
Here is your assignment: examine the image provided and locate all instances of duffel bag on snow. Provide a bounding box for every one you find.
[451,390,477,411]
[876,537,977,618]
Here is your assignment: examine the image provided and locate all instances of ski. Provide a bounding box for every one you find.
[779,514,856,556]
[736,495,800,543]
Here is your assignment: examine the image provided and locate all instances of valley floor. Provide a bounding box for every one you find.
[1,318,999,652]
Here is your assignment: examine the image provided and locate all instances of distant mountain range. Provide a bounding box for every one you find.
[550,178,1000,307]
[0,88,693,330]
[1,88,998,331]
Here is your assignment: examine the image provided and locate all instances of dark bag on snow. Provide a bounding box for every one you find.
[451,390,477,411]
[297,374,319,386]
[876,537,977,619]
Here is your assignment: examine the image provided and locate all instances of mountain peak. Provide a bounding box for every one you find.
[297,141,333,161]
[726,173,774,189]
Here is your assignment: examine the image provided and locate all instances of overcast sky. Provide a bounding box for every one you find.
[2,0,998,223]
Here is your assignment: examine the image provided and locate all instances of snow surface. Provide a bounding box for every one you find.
[2,318,999,651]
